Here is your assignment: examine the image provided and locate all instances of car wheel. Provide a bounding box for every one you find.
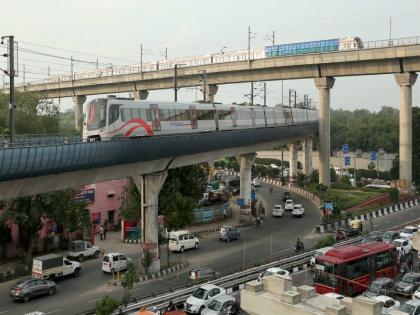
[78,254,84,262]
[227,237,231,243]
[74,268,80,277]
[94,250,100,258]
[111,268,115,274]
[23,294,30,303]
[180,246,185,253]
[195,242,199,249]
[48,287,56,296]
[199,306,205,314]
[237,234,240,240]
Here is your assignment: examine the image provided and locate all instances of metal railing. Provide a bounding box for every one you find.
[2,36,420,89]
[0,134,82,148]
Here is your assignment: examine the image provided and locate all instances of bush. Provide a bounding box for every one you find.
[141,249,153,274]
[96,296,120,315]
[315,235,336,249]
[388,188,399,203]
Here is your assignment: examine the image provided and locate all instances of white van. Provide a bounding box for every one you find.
[102,253,131,273]
[169,230,199,253]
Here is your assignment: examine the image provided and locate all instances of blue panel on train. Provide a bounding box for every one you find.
[265,38,339,57]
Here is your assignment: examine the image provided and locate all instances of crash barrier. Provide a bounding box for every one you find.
[74,237,361,315]
[316,196,420,234]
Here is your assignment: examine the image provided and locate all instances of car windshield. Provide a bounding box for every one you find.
[402,274,416,284]
[192,288,207,299]
[403,228,415,234]
[274,206,281,210]
[392,240,402,247]
[207,299,222,311]
[400,303,416,313]
[220,227,227,233]
[103,256,110,262]
[369,283,381,293]
[383,232,393,239]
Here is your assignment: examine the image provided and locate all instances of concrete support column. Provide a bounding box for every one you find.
[236,153,256,214]
[133,171,167,273]
[302,137,313,176]
[132,90,149,100]
[314,77,335,187]
[72,95,86,131]
[289,143,298,180]
[395,72,417,191]
[206,84,218,103]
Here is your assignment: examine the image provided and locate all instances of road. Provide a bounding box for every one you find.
[0,184,418,314]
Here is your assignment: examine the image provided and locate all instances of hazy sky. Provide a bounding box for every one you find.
[1,0,419,112]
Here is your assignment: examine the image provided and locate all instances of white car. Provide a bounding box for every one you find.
[310,246,334,267]
[373,295,400,314]
[400,226,418,240]
[392,238,412,255]
[252,178,261,187]
[292,204,305,217]
[184,284,226,314]
[284,199,294,211]
[169,230,199,253]
[258,267,289,281]
[102,253,131,274]
[201,294,237,315]
[272,205,284,217]
[413,286,420,300]
[324,293,344,300]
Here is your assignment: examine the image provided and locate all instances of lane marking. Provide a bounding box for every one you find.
[88,297,103,303]
[46,309,63,314]
[0,311,8,314]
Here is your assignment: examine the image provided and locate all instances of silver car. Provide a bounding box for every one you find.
[10,278,56,302]
[201,294,238,315]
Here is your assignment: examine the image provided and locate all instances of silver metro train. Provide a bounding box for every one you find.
[83,97,318,141]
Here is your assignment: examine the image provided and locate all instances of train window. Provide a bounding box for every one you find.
[121,108,132,122]
[197,110,214,120]
[218,110,231,120]
[180,110,190,121]
[109,104,121,125]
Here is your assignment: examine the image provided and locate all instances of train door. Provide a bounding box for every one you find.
[230,107,237,127]
[250,108,256,126]
[150,104,161,131]
[189,105,198,129]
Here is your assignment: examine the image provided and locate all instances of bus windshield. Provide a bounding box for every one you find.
[314,261,337,287]
[87,99,107,131]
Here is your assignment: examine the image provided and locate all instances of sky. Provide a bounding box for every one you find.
[1,0,420,112]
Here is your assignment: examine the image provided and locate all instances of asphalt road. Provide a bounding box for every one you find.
[0,184,418,315]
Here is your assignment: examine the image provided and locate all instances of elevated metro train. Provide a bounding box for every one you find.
[83,97,318,142]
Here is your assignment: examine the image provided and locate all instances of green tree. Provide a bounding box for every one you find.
[141,249,153,274]
[95,295,120,315]
[388,188,400,203]
[121,261,138,306]
[120,184,141,222]
[315,235,336,249]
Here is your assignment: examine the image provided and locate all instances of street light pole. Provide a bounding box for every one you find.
[174,64,178,102]
[202,70,207,103]
[2,35,15,144]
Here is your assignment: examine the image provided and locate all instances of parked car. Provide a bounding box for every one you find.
[252,178,261,187]
[395,272,420,296]
[373,295,400,314]
[185,284,226,314]
[284,199,294,211]
[382,230,400,243]
[400,226,418,240]
[310,247,334,267]
[201,294,239,315]
[10,278,56,303]
[400,299,420,314]
[272,205,284,217]
[169,230,199,253]
[413,286,420,300]
[102,253,131,274]
[258,267,289,281]
[282,192,291,203]
[32,254,81,280]
[392,238,412,255]
[292,204,305,217]
[219,226,240,242]
[363,277,395,298]
[67,240,101,262]
[189,267,218,282]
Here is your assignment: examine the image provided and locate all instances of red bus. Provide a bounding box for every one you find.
[314,242,398,296]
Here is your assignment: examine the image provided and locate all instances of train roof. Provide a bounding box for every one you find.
[317,242,396,265]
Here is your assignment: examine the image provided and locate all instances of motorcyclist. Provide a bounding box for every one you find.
[269,184,273,194]
[295,238,304,253]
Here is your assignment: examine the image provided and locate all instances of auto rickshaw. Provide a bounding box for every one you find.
[350,219,363,233]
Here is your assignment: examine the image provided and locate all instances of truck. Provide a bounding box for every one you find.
[67,240,101,262]
[32,254,81,280]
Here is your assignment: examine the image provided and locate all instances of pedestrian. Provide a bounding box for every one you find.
[103,223,107,240]
[99,224,104,241]
[370,219,374,232]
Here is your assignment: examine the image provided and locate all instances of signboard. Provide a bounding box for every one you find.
[324,202,334,215]
[342,144,349,154]
[370,151,377,161]
[344,156,351,166]
[75,188,95,202]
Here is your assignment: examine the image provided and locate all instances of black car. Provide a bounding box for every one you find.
[10,278,56,302]
[282,192,291,202]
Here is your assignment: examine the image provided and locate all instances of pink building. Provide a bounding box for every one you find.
[83,178,130,233]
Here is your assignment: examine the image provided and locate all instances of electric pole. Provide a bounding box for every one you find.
[250,82,254,106]
[23,64,25,86]
[1,35,15,144]
[174,64,178,102]
[140,44,143,74]
[263,82,267,107]
[70,56,74,76]
[165,47,168,60]
[248,26,251,60]
[201,70,207,102]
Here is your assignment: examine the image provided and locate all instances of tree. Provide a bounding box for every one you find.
[121,261,138,306]
[95,295,120,315]
[141,250,153,274]
[316,235,335,249]
[120,183,141,222]
[388,188,399,203]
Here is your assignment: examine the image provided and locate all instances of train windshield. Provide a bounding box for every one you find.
[87,99,107,131]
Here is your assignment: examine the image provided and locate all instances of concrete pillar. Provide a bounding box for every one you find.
[314,77,335,187]
[289,143,298,179]
[302,137,313,176]
[72,95,86,131]
[132,171,167,273]
[133,90,149,100]
[395,72,417,191]
[236,153,256,217]
[206,84,218,103]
